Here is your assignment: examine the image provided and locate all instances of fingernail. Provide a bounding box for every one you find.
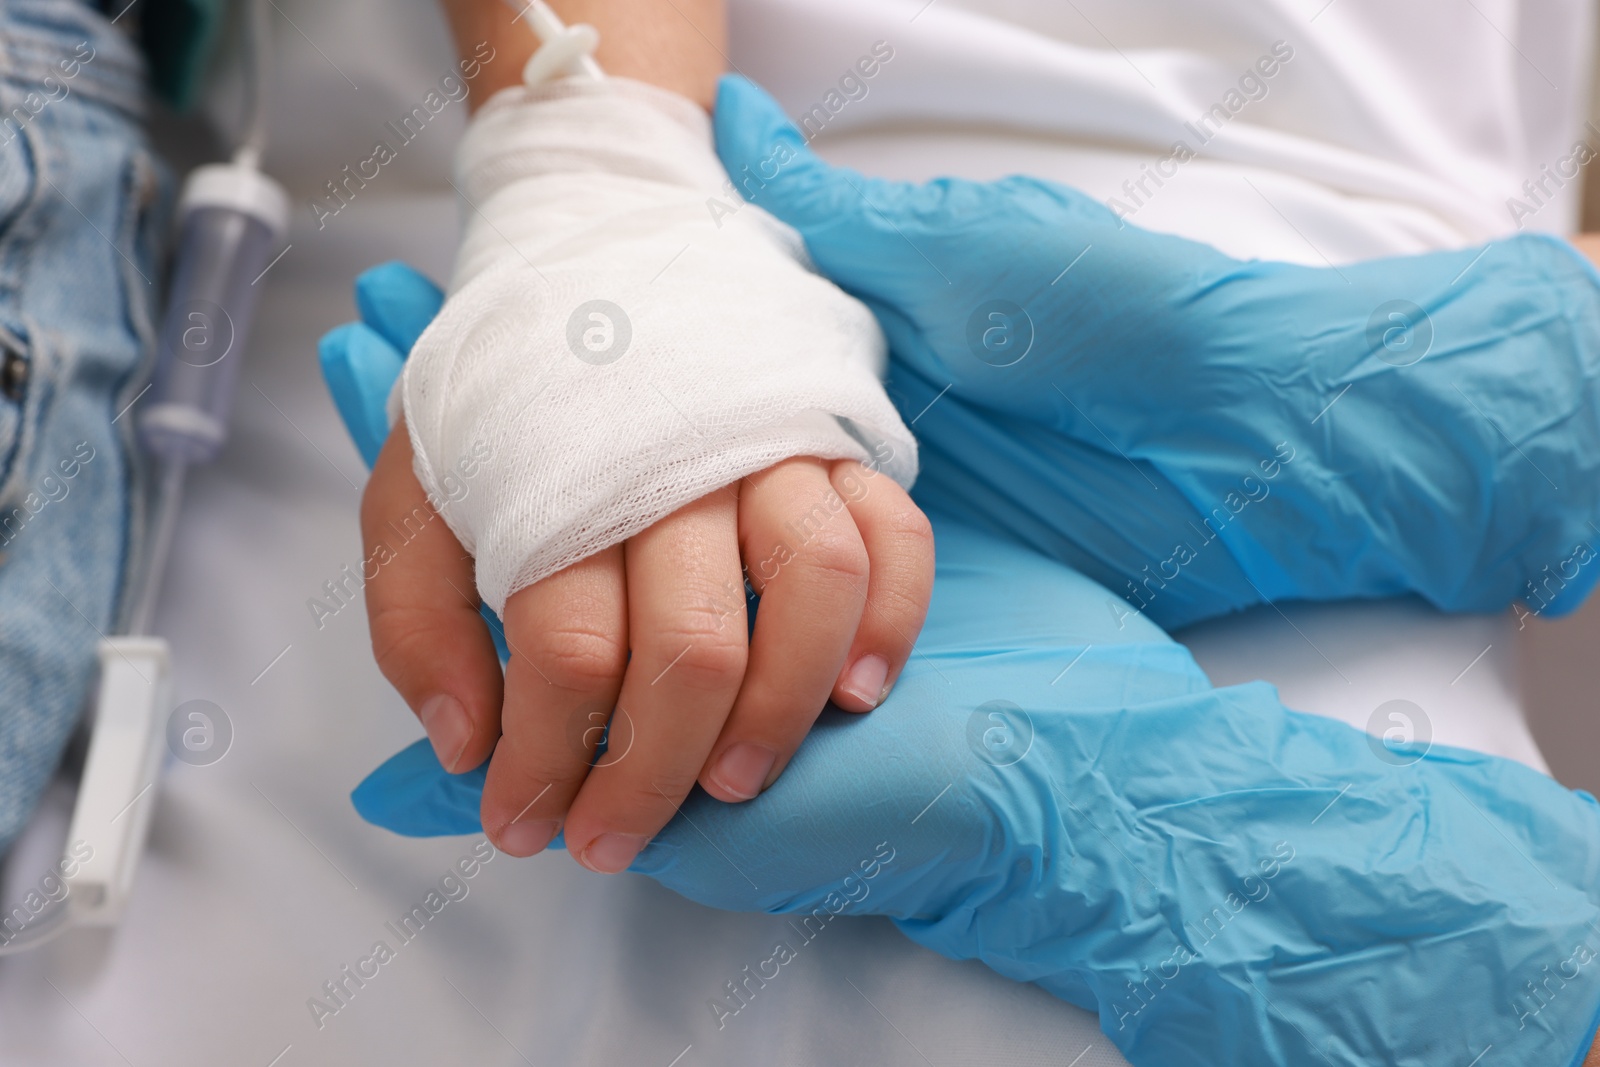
[710,742,777,801]
[578,832,648,874]
[418,694,471,770]
[841,654,890,709]
[497,818,560,858]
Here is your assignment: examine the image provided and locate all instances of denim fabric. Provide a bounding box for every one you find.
[0,1,166,857]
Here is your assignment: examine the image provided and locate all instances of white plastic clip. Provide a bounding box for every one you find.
[63,637,172,926]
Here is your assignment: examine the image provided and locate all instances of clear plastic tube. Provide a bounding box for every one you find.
[125,461,186,637]
[233,0,270,170]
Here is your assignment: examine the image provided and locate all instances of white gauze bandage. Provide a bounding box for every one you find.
[397,77,918,616]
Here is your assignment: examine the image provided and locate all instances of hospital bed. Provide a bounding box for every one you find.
[0,0,1581,1061]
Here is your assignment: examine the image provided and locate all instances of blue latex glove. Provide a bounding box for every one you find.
[712,75,1600,632]
[323,262,1600,1066]
[317,261,442,467]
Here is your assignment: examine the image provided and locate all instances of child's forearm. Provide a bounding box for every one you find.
[438,0,726,110]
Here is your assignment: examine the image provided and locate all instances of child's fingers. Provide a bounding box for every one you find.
[360,421,505,774]
[825,460,935,713]
[562,489,749,874]
[480,546,628,858]
[699,458,869,802]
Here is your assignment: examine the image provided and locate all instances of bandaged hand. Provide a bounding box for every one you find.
[354,78,928,873]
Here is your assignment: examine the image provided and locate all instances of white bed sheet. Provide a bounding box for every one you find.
[0,0,1575,1061]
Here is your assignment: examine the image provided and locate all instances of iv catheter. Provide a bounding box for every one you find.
[505,0,604,84]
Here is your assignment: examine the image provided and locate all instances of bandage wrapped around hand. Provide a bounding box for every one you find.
[395,77,918,614]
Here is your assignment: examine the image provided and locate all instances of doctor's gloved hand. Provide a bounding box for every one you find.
[325,264,934,874]
[713,75,1600,631]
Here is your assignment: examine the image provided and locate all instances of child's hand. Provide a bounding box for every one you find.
[358,77,928,875]
[360,420,933,872]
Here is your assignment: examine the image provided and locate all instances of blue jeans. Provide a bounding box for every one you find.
[0,1,167,856]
